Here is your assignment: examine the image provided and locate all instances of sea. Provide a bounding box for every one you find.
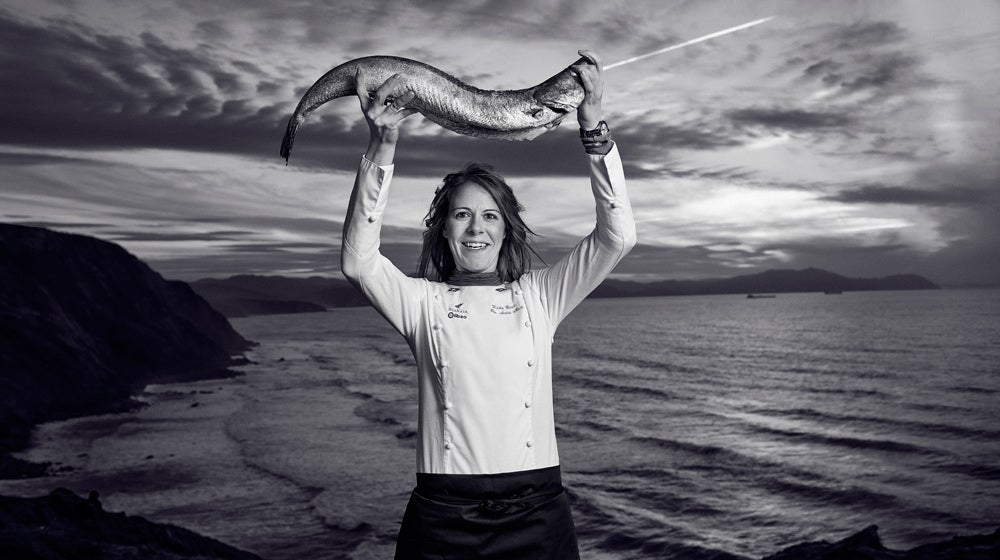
[3,289,998,559]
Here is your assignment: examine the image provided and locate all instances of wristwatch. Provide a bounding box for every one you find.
[580,120,610,138]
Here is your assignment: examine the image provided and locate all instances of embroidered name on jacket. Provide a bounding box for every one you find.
[490,303,524,315]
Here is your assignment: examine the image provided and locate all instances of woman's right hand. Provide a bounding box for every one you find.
[357,71,418,154]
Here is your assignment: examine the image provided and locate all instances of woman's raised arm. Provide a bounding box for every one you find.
[340,74,424,337]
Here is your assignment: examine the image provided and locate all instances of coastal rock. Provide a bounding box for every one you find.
[0,488,261,559]
[0,224,253,476]
[761,524,1000,560]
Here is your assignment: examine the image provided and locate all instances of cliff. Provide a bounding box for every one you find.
[0,224,253,476]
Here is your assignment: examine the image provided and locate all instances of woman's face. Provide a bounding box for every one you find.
[444,182,505,274]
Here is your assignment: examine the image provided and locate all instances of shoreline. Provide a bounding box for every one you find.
[4,373,997,560]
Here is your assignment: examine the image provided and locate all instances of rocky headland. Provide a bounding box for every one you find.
[0,224,253,478]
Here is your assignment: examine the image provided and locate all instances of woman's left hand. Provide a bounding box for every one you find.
[571,49,604,130]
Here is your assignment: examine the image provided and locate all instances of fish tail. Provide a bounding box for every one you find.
[279,114,302,164]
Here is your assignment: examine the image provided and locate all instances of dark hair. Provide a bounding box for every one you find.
[417,163,541,283]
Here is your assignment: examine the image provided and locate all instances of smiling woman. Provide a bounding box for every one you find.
[336,50,635,559]
[417,163,539,283]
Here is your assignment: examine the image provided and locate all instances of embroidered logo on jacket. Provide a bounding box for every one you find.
[447,302,468,319]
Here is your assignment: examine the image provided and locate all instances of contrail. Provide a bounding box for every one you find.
[604,17,775,70]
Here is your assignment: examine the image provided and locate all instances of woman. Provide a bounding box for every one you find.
[341,50,636,559]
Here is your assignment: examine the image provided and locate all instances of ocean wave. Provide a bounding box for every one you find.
[746,424,936,455]
[561,374,686,401]
[763,478,902,508]
[747,406,1000,442]
[568,487,749,559]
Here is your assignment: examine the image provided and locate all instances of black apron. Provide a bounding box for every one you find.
[394,465,580,559]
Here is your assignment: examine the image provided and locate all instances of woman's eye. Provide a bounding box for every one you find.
[454,211,470,219]
[485,213,499,221]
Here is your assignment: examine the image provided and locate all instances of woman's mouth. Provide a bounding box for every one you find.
[462,241,488,250]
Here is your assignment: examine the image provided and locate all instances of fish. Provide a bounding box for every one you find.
[279,55,588,162]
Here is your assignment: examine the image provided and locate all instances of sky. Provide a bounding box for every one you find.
[1,0,998,286]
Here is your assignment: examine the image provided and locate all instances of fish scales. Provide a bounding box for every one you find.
[280,55,586,162]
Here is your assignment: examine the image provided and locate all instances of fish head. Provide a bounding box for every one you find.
[530,69,585,124]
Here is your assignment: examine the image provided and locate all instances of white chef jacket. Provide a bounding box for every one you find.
[341,143,636,475]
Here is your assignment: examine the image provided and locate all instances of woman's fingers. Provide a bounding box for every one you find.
[356,72,418,132]
[355,68,373,110]
[372,74,408,107]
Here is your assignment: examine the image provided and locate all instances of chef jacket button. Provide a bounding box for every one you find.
[527,359,535,367]
[444,442,452,450]
[610,202,618,209]
[514,289,523,296]
[443,400,453,410]
[440,359,449,367]
[367,215,377,223]
[433,294,441,301]
[524,401,532,408]
[433,323,442,331]
[524,320,532,328]
[525,440,533,448]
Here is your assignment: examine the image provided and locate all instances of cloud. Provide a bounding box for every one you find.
[0,11,287,155]
[726,107,853,131]
[824,184,988,207]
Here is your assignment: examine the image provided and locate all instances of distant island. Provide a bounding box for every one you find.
[192,268,940,318]
[591,267,940,299]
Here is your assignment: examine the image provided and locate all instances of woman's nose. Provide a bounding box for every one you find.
[467,217,483,233]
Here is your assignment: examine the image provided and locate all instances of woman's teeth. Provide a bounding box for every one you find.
[463,242,487,249]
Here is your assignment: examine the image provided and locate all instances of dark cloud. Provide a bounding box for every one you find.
[824,183,988,207]
[103,230,258,242]
[0,10,696,180]
[0,11,286,157]
[727,107,853,131]
[828,21,906,50]
[7,220,113,230]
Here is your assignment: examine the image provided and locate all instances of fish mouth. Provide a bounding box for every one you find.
[542,100,574,114]
[543,116,567,129]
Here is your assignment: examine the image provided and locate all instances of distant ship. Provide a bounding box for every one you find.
[746,293,776,299]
